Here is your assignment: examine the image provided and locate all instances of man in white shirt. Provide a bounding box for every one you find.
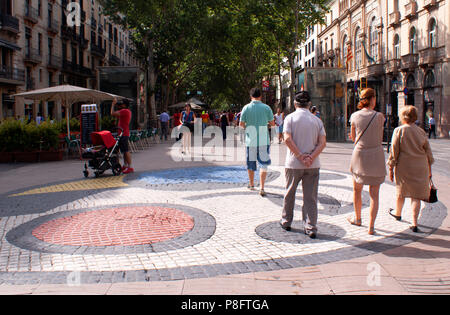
[280,91,327,238]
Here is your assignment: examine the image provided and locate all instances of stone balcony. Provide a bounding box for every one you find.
[423,0,437,10]
[386,59,401,74]
[400,54,419,71]
[47,19,59,35]
[419,48,437,68]
[367,63,384,77]
[24,6,38,24]
[47,55,62,70]
[24,48,42,65]
[389,11,401,27]
[91,43,106,58]
[0,13,20,34]
[405,1,418,20]
[109,55,121,66]
[0,66,25,85]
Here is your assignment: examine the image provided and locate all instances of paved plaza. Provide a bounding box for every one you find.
[0,138,449,295]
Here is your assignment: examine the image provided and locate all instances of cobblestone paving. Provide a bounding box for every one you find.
[0,166,446,285]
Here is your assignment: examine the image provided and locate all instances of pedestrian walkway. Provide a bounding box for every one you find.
[0,139,449,295]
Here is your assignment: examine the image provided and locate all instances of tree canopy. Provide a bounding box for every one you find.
[99,0,328,113]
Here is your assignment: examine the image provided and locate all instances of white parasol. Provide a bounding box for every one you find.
[13,85,128,136]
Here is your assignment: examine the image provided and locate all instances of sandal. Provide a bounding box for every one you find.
[388,209,402,221]
[347,216,362,227]
[247,185,255,191]
[259,189,267,197]
[368,227,375,235]
[410,226,419,233]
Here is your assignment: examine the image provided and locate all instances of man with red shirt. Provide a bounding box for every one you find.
[173,111,182,141]
[111,98,134,174]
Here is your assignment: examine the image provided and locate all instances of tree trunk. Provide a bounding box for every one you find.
[277,48,283,111]
[288,54,296,112]
[148,38,157,124]
[164,82,170,112]
[171,87,178,107]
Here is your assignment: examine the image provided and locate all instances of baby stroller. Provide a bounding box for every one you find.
[82,128,123,178]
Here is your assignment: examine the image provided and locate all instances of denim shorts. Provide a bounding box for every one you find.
[246,146,271,171]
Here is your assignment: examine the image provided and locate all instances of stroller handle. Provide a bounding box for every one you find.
[115,127,124,137]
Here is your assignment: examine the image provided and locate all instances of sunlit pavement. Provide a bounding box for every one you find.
[0,138,448,295]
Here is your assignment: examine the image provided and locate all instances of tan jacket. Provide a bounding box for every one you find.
[387,124,434,200]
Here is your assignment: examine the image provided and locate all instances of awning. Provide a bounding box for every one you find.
[0,39,21,51]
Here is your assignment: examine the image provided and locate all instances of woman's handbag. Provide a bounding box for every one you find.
[427,178,438,204]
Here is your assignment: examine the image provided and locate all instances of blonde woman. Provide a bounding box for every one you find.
[387,106,434,233]
[348,88,386,235]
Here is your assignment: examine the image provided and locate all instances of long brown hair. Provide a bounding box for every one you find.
[358,88,376,110]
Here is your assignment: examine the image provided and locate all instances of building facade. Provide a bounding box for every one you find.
[316,0,449,137]
[0,0,139,121]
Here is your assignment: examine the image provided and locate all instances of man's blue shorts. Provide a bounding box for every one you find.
[246,146,271,171]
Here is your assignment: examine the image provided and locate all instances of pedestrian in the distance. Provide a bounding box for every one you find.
[159,110,170,141]
[240,88,275,197]
[36,113,44,125]
[280,91,327,239]
[311,106,320,119]
[201,111,210,134]
[220,111,229,141]
[387,106,435,233]
[428,113,437,139]
[181,104,196,155]
[348,88,386,235]
[274,108,285,144]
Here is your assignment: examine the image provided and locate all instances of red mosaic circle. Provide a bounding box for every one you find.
[32,206,195,247]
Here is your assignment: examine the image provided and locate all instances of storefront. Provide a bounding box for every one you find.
[298,68,347,142]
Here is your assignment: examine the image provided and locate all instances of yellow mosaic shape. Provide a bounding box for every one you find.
[10,176,128,197]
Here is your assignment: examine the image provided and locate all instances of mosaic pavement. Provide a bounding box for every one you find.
[0,165,446,285]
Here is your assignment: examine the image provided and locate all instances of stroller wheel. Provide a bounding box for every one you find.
[112,164,122,176]
[83,170,89,178]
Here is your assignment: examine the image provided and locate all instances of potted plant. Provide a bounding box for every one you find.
[0,119,22,163]
[38,122,63,161]
[14,122,40,162]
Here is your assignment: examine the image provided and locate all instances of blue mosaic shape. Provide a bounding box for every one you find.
[137,166,261,185]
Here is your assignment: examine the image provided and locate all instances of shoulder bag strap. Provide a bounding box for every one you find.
[355,112,378,146]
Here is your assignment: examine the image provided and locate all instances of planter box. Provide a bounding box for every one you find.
[14,152,39,163]
[0,152,14,163]
[39,150,64,162]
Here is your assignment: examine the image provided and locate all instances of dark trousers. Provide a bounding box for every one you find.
[429,125,436,139]
[221,125,228,140]
[160,122,168,140]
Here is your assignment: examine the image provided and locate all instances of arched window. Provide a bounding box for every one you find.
[429,19,437,48]
[342,35,348,63]
[394,34,400,59]
[409,27,417,54]
[355,27,362,69]
[406,75,415,89]
[369,17,378,63]
[424,71,435,88]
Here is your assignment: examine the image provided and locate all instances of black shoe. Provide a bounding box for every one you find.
[388,209,402,221]
[280,221,291,232]
[305,230,317,239]
[410,226,419,233]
